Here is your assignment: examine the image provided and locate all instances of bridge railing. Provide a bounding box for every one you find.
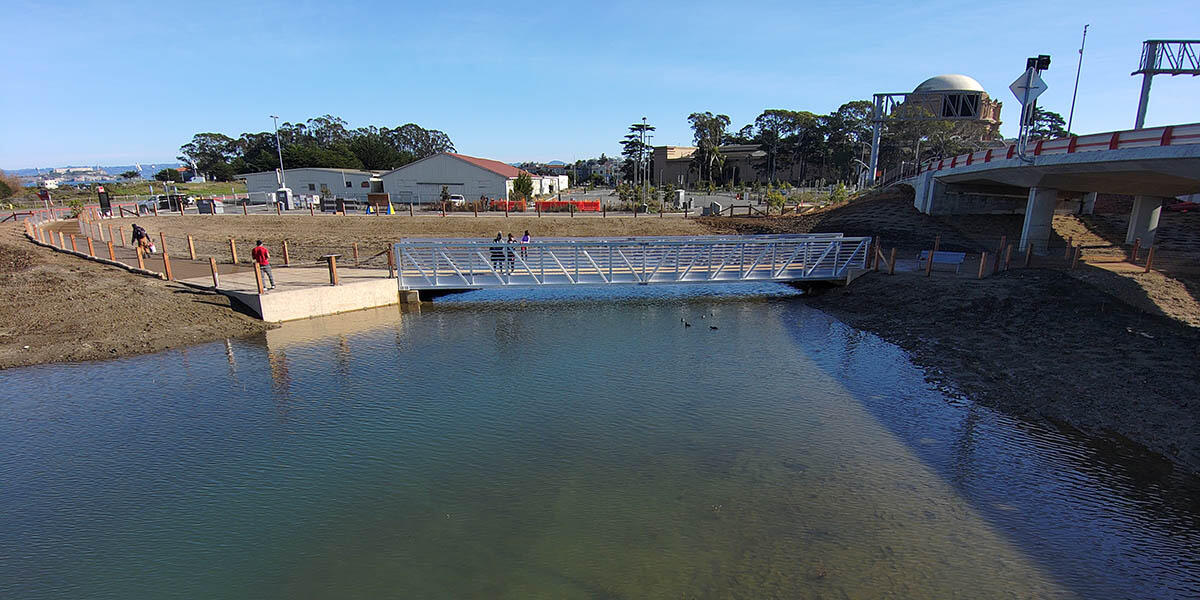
[919,122,1200,175]
[395,235,871,290]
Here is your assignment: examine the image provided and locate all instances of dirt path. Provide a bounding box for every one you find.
[0,223,269,369]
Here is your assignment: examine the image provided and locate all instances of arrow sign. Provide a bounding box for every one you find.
[1010,69,1048,105]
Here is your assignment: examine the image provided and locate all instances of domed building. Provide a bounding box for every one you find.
[903,73,1002,137]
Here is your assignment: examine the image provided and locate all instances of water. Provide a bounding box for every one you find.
[2,284,1198,599]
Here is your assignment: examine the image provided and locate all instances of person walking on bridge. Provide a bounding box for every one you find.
[251,240,276,290]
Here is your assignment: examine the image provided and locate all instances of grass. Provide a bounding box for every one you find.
[7,180,248,207]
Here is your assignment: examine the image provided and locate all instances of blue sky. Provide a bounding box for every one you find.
[2,0,1197,169]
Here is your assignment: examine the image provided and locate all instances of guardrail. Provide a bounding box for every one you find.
[395,234,870,290]
[920,122,1200,175]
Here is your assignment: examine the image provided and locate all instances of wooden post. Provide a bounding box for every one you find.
[504,201,508,218]
[386,246,396,278]
[209,257,220,288]
[1004,244,1013,271]
[326,255,339,285]
[162,250,173,281]
[1065,236,1074,260]
[572,202,576,218]
[993,235,1006,274]
[242,203,248,216]
[978,252,988,279]
[275,202,281,216]
[187,235,196,260]
[888,248,897,275]
[59,232,65,248]
[107,241,115,261]
[473,202,478,218]
[253,263,264,294]
[603,203,607,218]
[136,245,145,270]
[70,234,78,252]
[537,201,542,217]
[152,203,159,217]
[925,236,939,277]
[159,232,168,256]
[353,242,360,266]
[86,237,95,257]
[229,238,238,264]
[1131,238,1141,263]
[442,203,446,217]
[282,240,290,266]
[1024,242,1033,267]
[1071,246,1082,269]
[107,224,115,245]
[309,204,315,216]
[178,201,185,216]
[409,202,414,217]
[1144,246,1156,272]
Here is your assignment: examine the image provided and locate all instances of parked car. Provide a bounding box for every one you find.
[448,194,466,206]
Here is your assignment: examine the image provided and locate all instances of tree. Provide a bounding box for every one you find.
[154,168,183,182]
[1028,107,1068,140]
[0,169,22,199]
[208,162,236,182]
[619,121,655,182]
[178,133,236,179]
[687,112,731,184]
[512,172,534,201]
[120,170,141,179]
[751,109,818,183]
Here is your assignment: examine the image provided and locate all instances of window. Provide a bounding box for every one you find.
[345,180,352,188]
[361,181,369,188]
[307,183,315,191]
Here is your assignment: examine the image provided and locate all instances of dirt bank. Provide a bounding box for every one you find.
[0,224,269,370]
[805,268,1200,474]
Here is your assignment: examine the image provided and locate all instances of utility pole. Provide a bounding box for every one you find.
[270,115,287,191]
[1067,24,1089,135]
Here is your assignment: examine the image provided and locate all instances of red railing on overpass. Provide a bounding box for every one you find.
[920,122,1200,175]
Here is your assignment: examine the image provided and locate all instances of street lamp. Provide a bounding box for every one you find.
[270,115,287,195]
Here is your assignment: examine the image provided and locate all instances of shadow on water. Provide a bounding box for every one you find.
[782,306,1200,600]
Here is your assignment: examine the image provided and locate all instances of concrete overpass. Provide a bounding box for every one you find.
[911,123,1200,251]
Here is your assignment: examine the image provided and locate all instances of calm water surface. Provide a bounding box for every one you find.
[1,284,1198,599]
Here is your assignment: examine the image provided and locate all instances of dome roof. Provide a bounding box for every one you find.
[913,74,986,93]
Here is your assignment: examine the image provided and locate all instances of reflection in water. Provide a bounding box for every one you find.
[0,285,1197,599]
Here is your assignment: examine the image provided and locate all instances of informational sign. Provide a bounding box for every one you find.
[97,186,111,213]
[1010,69,1048,105]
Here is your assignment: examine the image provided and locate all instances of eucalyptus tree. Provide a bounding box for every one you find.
[687,112,730,184]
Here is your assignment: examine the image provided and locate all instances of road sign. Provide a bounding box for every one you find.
[1010,70,1048,105]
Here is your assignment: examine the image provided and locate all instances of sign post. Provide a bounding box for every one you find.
[1011,55,1051,161]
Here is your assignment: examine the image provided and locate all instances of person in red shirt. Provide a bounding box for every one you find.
[251,240,276,289]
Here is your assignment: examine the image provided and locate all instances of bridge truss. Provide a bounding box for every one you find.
[394,235,871,290]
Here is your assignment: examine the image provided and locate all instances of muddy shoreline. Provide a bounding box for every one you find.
[804,269,1200,476]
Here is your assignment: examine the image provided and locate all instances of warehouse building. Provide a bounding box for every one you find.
[380,153,533,204]
[241,167,379,203]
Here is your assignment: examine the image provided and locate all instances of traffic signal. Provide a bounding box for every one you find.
[1027,55,1051,70]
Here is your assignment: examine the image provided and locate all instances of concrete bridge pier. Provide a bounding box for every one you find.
[1019,187,1059,253]
[1126,196,1164,246]
[1080,192,1097,215]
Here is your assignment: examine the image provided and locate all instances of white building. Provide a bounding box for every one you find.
[379,153,532,204]
[241,168,378,202]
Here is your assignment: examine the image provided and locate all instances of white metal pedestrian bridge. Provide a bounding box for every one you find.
[394,234,871,290]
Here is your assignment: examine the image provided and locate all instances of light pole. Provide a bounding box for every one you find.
[1067,25,1089,134]
[270,115,287,194]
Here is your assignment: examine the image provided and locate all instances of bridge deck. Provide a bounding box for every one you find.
[395,234,871,290]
